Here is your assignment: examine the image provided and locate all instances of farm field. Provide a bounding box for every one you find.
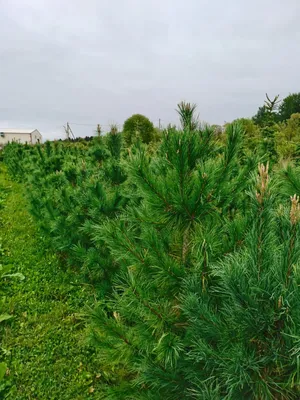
[1,0,300,395]
[0,102,300,399]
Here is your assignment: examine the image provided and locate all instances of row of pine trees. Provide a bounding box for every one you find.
[2,103,300,399]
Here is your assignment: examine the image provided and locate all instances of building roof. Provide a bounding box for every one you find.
[0,129,38,134]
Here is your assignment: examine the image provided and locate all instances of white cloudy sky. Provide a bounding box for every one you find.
[0,0,299,139]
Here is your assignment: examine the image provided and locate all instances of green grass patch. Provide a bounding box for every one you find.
[0,165,107,399]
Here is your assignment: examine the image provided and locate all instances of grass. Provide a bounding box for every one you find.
[0,164,108,399]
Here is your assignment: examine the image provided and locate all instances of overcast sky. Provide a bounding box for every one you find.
[0,0,300,140]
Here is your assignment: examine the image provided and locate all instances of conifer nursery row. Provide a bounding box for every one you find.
[2,114,300,398]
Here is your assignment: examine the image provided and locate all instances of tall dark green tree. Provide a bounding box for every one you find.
[278,93,300,122]
[253,94,280,127]
[253,104,268,126]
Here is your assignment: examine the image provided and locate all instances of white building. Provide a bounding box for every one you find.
[0,129,42,147]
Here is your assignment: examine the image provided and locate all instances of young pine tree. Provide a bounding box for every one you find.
[182,164,300,399]
[5,139,129,293]
[90,122,256,399]
[255,94,281,162]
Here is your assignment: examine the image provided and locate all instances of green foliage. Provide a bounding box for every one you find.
[278,93,300,121]
[2,142,30,181]
[176,101,199,131]
[265,93,280,113]
[3,139,129,295]
[123,114,155,145]
[182,181,300,398]
[0,263,25,326]
[0,362,7,381]
[252,93,300,162]
[0,167,112,399]
[231,118,261,154]
[260,124,279,162]
[275,113,300,160]
[252,104,268,126]
[107,125,122,158]
[252,94,281,161]
[253,94,280,127]
[276,164,300,198]
[0,187,25,332]
[89,123,260,398]
[2,100,300,399]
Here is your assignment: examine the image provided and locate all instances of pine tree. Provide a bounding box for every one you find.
[253,94,281,162]
[181,164,300,399]
[90,122,256,398]
[2,142,31,181]
[4,139,129,294]
[177,101,199,131]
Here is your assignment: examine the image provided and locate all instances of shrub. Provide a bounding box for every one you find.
[232,118,261,154]
[123,114,154,145]
[275,113,300,160]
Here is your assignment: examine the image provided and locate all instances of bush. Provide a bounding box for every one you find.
[123,114,154,145]
[231,118,261,154]
[275,113,300,160]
